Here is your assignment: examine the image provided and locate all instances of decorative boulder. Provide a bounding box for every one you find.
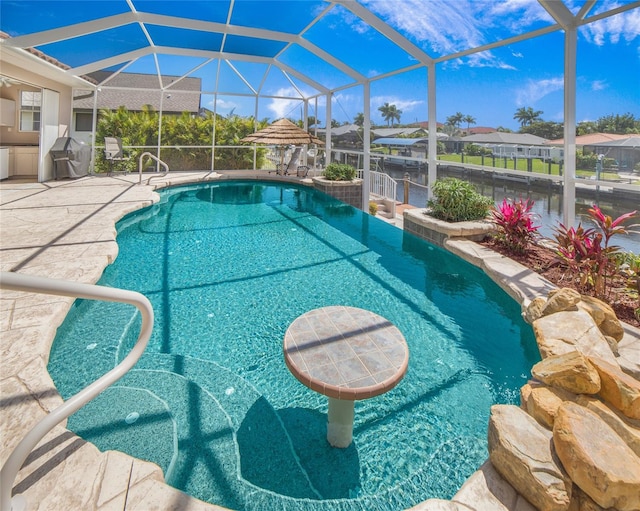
[588,356,640,420]
[542,288,581,315]
[576,395,640,457]
[521,380,576,429]
[553,402,640,511]
[531,351,601,395]
[578,295,625,342]
[533,310,619,366]
[524,297,547,324]
[488,404,572,511]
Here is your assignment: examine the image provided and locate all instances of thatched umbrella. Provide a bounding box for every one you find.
[241,118,322,171]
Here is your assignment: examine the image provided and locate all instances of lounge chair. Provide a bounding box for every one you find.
[104,137,131,175]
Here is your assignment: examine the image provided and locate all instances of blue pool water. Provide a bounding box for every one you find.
[48,181,539,510]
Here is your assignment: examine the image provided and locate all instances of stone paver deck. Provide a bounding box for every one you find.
[1,172,638,510]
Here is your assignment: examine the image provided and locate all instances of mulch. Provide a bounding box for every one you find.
[478,237,640,329]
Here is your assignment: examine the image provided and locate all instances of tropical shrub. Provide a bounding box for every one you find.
[554,206,638,298]
[95,108,265,172]
[464,144,492,157]
[491,198,540,254]
[369,201,378,215]
[575,151,617,171]
[615,251,640,313]
[323,163,356,181]
[426,177,493,222]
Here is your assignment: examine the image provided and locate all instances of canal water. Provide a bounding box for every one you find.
[393,168,640,254]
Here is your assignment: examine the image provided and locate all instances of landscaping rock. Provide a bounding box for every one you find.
[488,404,572,511]
[452,461,537,511]
[588,356,640,420]
[542,288,581,315]
[573,486,617,511]
[524,297,547,324]
[602,336,620,357]
[578,295,625,342]
[531,352,600,395]
[533,310,619,366]
[576,395,640,457]
[407,499,474,510]
[520,380,576,429]
[553,402,640,510]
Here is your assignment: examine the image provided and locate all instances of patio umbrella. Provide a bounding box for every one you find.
[241,118,323,169]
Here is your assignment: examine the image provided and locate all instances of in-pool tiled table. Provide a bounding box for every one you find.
[283,306,409,447]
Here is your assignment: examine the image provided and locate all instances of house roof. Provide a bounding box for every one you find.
[73,71,202,113]
[591,135,640,148]
[461,132,548,145]
[466,127,497,135]
[545,133,631,146]
[316,124,360,137]
[372,137,428,146]
[372,127,427,138]
[0,31,97,85]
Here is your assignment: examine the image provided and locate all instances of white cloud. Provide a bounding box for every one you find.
[466,52,517,70]
[591,80,608,91]
[265,87,326,120]
[371,95,424,120]
[361,0,486,55]
[484,0,554,29]
[515,77,564,105]
[209,98,238,113]
[360,0,544,69]
[581,2,640,46]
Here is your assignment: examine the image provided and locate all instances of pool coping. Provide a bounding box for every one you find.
[1,171,638,511]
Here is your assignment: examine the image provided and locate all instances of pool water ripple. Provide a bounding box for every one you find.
[48,181,539,510]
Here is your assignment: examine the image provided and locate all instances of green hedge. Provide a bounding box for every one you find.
[323,163,356,181]
[427,177,493,222]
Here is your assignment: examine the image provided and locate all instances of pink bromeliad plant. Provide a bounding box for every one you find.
[491,197,540,254]
[554,205,638,298]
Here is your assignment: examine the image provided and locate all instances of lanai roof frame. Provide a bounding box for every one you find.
[1,0,638,225]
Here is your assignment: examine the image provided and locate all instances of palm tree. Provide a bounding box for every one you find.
[354,112,365,127]
[389,105,402,127]
[514,107,543,127]
[378,103,402,127]
[463,114,476,134]
[446,112,464,130]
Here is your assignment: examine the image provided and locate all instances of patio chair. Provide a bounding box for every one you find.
[104,137,131,175]
[287,147,303,174]
[296,165,310,177]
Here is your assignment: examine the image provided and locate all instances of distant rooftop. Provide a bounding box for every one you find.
[462,132,548,145]
[546,133,631,146]
[73,72,202,113]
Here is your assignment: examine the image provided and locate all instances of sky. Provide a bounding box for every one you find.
[354,0,640,130]
[1,0,639,131]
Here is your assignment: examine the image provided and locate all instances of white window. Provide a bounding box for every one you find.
[19,90,41,132]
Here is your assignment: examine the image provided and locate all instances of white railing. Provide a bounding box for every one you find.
[0,272,154,511]
[358,169,398,217]
[138,152,169,185]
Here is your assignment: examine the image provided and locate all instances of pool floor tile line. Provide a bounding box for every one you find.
[1,171,638,511]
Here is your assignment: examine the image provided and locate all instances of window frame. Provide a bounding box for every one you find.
[74,111,94,132]
[19,90,42,132]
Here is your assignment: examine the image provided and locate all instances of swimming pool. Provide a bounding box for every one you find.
[48,181,539,510]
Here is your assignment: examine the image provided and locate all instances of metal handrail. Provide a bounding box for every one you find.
[0,272,154,511]
[138,152,169,185]
[357,170,398,217]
